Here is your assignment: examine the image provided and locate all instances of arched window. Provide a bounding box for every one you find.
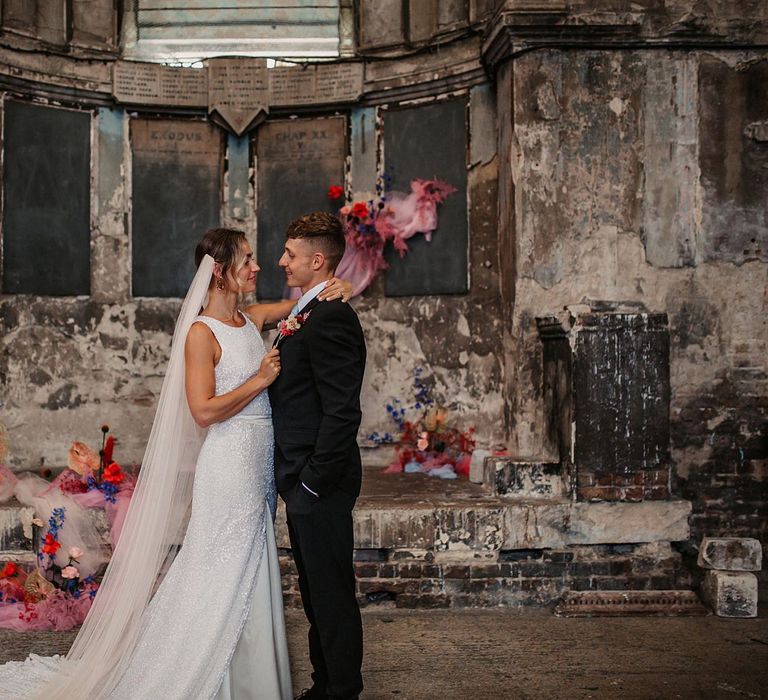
[122,0,353,65]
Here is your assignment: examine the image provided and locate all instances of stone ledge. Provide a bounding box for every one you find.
[275,499,691,552]
[0,551,38,566]
[504,500,692,549]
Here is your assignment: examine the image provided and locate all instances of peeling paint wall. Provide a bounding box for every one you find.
[0,0,766,552]
[502,44,767,542]
[0,94,503,471]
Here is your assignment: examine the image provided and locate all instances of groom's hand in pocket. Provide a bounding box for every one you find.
[286,480,319,515]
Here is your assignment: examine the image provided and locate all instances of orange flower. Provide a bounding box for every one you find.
[103,462,125,484]
[67,441,99,476]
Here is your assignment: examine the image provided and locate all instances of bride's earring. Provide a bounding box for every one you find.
[216,277,225,292]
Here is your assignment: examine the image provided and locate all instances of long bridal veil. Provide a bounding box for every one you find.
[35,255,214,699]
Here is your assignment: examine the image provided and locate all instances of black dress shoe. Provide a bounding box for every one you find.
[294,688,326,700]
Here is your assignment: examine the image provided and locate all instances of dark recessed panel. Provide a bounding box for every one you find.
[3,100,91,296]
[131,119,222,298]
[255,116,346,299]
[383,98,468,296]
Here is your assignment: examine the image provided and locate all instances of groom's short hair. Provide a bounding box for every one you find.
[286,212,346,272]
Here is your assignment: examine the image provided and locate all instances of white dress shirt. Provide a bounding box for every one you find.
[292,279,330,316]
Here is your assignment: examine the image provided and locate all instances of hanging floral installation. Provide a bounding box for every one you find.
[328,174,457,296]
[0,425,135,630]
[369,368,476,480]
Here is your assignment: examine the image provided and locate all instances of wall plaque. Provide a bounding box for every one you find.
[207,58,269,136]
[113,61,207,107]
[268,66,317,106]
[131,119,222,297]
[316,62,365,102]
[255,117,346,298]
[113,60,364,132]
[269,62,364,106]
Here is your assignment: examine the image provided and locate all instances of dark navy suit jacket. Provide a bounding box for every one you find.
[268,297,366,501]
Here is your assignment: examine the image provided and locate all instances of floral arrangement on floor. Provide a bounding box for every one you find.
[369,368,476,479]
[0,425,135,631]
[53,425,132,511]
[327,174,457,296]
[0,510,99,631]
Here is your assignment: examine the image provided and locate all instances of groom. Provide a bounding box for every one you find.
[269,212,366,700]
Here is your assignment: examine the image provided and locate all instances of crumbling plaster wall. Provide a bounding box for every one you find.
[0,87,505,470]
[504,47,767,543]
[356,153,503,456]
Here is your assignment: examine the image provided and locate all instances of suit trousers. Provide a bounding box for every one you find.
[286,486,363,700]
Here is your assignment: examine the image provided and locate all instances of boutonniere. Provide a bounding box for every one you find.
[277,310,311,339]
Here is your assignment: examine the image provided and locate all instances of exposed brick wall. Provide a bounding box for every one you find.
[673,375,768,550]
[279,543,691,609]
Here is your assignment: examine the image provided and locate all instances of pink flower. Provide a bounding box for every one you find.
[60,566,79,580]
[68,547,84,559]
[277,311,311,339]
[417,432,429,452]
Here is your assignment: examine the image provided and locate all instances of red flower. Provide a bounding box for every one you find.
[58,471,89,494]
[351,201,369,220]
[1,562,18,577]
[42,534,61,555]
[103,435,115,464]
[103,462,125,484]
[327,185,344,200]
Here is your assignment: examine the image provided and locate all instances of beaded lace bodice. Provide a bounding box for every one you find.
[193,311,271,418]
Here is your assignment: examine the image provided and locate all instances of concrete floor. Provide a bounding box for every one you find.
[1,604,766,699]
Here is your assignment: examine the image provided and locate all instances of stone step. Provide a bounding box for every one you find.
[0,500,34,553]
[483,458,566,499]
[701,570,758,618]
[273,497,691,553]
[0,551,38,566]
[3,492,691,564]
[697,537,762,572]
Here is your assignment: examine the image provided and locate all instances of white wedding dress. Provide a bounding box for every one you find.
[0,312,292,699]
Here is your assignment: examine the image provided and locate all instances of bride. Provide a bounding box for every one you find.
[0,228,352,699]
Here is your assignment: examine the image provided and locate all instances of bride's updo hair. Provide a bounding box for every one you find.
[194,227,248,285]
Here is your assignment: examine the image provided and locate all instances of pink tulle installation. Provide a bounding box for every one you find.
[0,463,134,630]
[0,588,96,632]
[305,178,456,299]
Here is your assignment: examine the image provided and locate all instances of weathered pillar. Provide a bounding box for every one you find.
[537,312,671,502]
